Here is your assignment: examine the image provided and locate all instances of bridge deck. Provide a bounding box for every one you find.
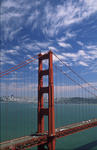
[0,118,97,150]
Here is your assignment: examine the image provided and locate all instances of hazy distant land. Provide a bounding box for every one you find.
[0,96,97,104]
[54,97,97,104]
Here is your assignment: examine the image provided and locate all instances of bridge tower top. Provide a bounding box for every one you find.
[38,51,55,150]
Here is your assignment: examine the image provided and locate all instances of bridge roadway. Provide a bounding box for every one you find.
[0,118,97,150]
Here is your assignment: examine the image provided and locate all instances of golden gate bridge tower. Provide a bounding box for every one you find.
[38,51,55,150]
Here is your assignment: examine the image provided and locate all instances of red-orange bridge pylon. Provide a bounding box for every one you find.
[38,51,55,150]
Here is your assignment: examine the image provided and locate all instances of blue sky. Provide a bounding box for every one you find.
[1,0,97,97]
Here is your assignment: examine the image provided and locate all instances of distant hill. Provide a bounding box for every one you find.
[54,97,97,104]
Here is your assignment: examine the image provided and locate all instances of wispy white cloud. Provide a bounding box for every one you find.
[9,27,23,41]
[37,42,50,48]
[61,47,97,68]
[53,54,65,63]
[88,50,97,59]
[48,46,58,52]
[58,42,72,48]
[1,0,41,41]
[62,50,86,61]
[27,10,40,24]
[66,31,76,38]
[89,62,97,73]
[0,49,19,65]
[0,52,16,65]
[1,0,97,40]
[86,45,97,50]
[77,41,84,46]
[57,37,66,42]
[57,31,76,42]
[22,41,52,52]
[6,49,19,55]
[26,10,40,30]
[42,0,97,37]
[79,61,88,67]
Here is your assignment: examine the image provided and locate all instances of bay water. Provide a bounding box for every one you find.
[0,102,97,150]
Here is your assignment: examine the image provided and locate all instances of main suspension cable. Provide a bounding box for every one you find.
[0,54,39,75]
[0,56,39,78]
[53,53,97,92]
[54,64,97,98]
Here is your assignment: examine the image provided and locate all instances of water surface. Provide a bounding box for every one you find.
[0,102,97,150]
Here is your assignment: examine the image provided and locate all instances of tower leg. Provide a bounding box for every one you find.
[48,137,55,150]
